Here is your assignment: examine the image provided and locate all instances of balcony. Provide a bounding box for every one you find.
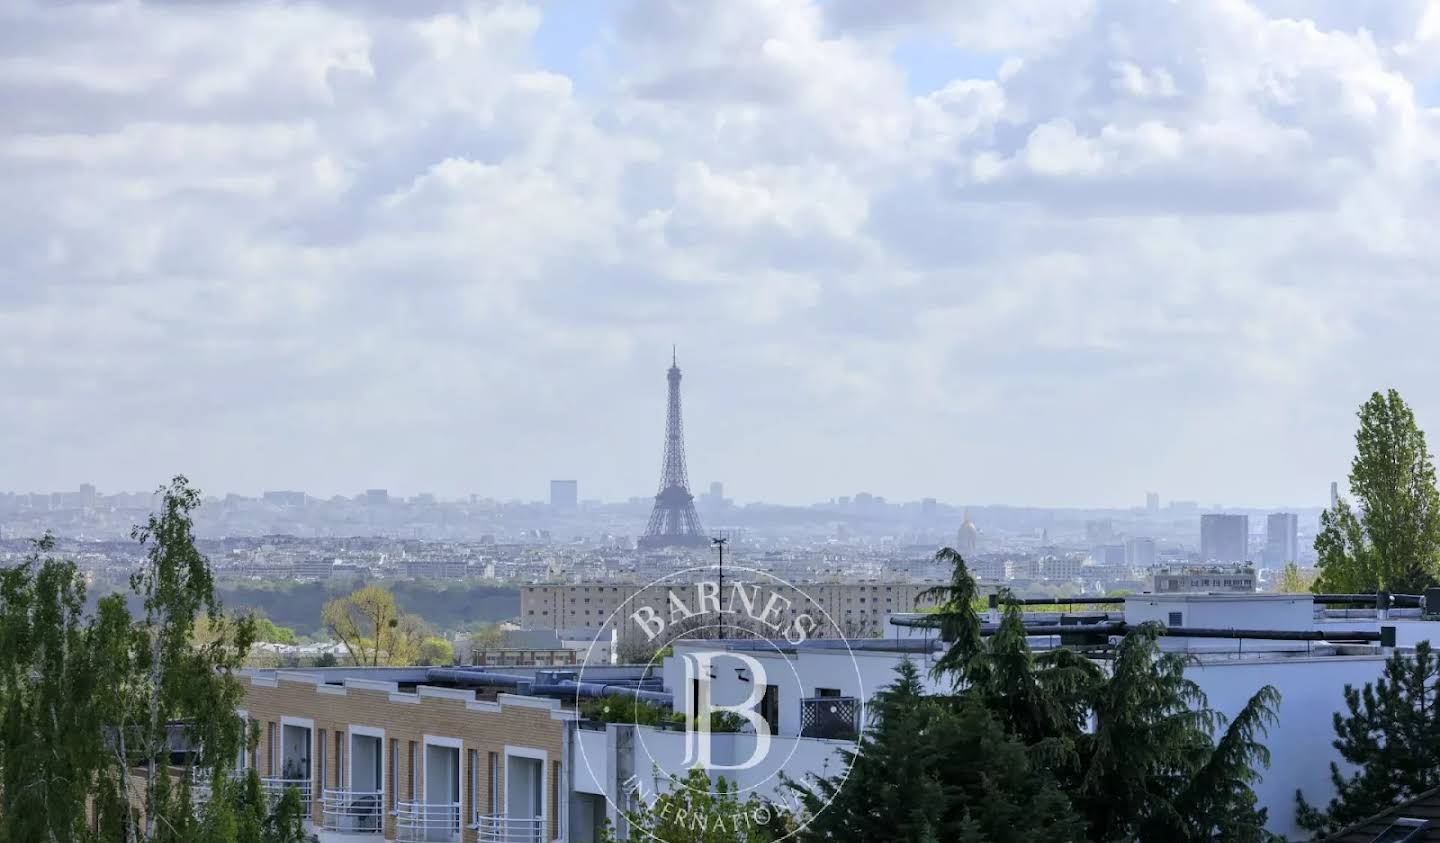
[473,814,545,843]
[395,800,461,843]
[321,788,384,834]
[259,776,312,805]
[799,696,860,740]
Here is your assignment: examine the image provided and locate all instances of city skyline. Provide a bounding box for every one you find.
[8,1,1440,507]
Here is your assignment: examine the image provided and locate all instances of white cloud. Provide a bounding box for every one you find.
[3,0,1440,507]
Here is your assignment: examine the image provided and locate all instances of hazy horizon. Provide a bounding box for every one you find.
[7,1,1439,509]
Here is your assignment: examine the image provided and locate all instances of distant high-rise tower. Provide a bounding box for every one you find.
[1264,513,1299,567]
[1330,481,1339,510]
[1146,491,1160,514]
[1200,513,1249,562]
[639,350,708,549]
[550,480,578,510]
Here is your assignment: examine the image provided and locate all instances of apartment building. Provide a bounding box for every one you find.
[520,580,936,643]
[1152,563,1256,593]
[238,667,572,842]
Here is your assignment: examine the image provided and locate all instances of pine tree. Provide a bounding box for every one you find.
[792,659,1085,843]
[918,548,983,682]
[918,549,1283,842]
[1296,641,1440,835]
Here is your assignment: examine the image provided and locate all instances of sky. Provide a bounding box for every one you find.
[4,0,1440,509]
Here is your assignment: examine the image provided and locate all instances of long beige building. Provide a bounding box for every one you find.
[520,580,938,645]
[239,667,579,842]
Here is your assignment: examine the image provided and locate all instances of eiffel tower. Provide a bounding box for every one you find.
[638,349,708,549]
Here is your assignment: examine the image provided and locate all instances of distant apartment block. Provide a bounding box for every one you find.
[1264,513,1299,567]
[549,480,578,510]
[1200,513,1250,562]
[520,580,936,643]
[1152,563,1256,593]
[364,489,389,506]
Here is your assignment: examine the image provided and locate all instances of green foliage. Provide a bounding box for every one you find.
[1277,562,1316,594]
[416,635,454,665]
[208,579,518,637]
[322,584,429,666]
[1296,641,1440,835]
[581,696,683,727]
[793,658,1084,843]
[0,478,315,843]
[918,547,983,682]
[252,615,298,645]
[801,548,1284,843]
[607,767,791,843]
[1315,389,1440,593]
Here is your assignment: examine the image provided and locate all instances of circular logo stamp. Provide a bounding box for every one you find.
[572,565,865,842]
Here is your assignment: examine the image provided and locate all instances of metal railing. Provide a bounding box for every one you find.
[321,788,385,833]
[259,776,312,805]
[473,814,545,843]
[800,696,860,740]
[395,800,462,842]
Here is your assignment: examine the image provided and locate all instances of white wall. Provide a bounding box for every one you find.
[1189,654,1390,840]
[1125,595,1313,630]
[573,729,608,796]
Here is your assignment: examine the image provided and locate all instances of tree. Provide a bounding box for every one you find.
[1296,641,1440,835]
[1315,390,1440,593]
[792,659,1084,843]
[917,547,983,682]
[1077,625,1280,842]
[465,621,506,651]
[416,636,454,666]
[322,584,425,666]
[607,767,791,843]
[1276,562,1316,594]
[0,477,314,842]
[899,548,1283,843]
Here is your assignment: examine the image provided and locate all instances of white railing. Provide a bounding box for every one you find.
[322,788,385,833]
[395,800,462,842]
[473,814,545,843]
[259,776,312,805]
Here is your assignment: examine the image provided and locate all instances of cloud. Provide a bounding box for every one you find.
[3,0,1439,508]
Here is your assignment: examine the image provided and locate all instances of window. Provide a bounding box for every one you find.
[407,741,418,800]
[1168,611,1183,627]
[389,739,399,811]
[266,722,277,776]
[815,687,842,698]
[467,750,478,821]
[317,729,326,786]
[250,718,260,771]
[488,752,499,814]
[550,760,561,835]
[760,685,780,735]
[335,731,344,788]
